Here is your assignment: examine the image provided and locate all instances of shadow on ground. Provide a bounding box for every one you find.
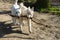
[0,21,29,38]
[0,10,11,14]
[0,20,29,38]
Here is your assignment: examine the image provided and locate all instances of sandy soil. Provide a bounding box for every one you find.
[0,2,60,40]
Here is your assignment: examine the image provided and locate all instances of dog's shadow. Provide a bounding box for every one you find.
[0,10,29,38]
[0,21,29,38]
[0,10,35,39]
[0,10,11,14]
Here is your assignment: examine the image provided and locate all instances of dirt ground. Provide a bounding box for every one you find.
[0,2,60,40]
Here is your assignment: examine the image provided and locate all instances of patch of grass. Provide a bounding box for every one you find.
[48,7,60,15]
[40,6,60,15]
[40,8,49,13]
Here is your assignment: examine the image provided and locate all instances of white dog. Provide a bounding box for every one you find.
[20,3,34,33]
[27,7,34,33]
[11,0,22,31]
[11,1,34,33]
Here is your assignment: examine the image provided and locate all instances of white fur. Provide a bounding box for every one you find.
[27,7,34,33]
[20,2,28,15]
[20,3,34,33]
[11,1,34,33]
[11,0,22,31]
[27,7,34,18]
[11,0,21,16]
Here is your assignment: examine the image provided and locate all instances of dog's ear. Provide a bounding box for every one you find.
[31,7,34,11]
[28,6,30,9]
[20,2,24,6]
